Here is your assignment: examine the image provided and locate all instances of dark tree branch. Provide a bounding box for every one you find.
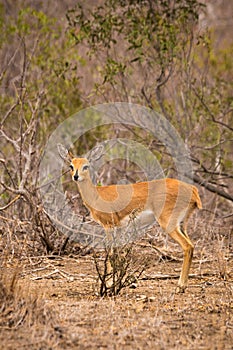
[189,173,233,202]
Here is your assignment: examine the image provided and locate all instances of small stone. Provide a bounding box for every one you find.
[148,296,156,302]
[129,282,137,289]
[136,294,148,302]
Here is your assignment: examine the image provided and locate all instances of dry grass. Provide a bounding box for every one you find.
[0,214,232,349]
[0,258,63,349]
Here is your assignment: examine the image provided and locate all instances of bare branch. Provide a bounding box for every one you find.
[0,195,20,211]
[189,173,233,202]
[0,100,19,127]
[192,85,233,132]
[0,43,21,81]
[0,129,28,159]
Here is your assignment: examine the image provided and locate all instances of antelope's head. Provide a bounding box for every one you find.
[57,143,104,183]
[69,158,90,182]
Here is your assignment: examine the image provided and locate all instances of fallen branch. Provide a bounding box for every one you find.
[31,268,75,281]
[141,272,218,280]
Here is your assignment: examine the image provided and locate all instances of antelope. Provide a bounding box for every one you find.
[58,144,202,292]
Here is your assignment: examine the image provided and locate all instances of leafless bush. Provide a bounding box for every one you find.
[0,5,84,257]
[93,229,149,297]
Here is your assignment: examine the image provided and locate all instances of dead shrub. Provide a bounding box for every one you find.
[94,242,148,297]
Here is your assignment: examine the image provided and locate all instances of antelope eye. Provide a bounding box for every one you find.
[69,164,74,171]
[83,165,89,171]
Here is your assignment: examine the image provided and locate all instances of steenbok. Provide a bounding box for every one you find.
[58,144,202,292]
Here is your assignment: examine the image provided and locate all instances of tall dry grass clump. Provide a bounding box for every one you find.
[0,256,62,349]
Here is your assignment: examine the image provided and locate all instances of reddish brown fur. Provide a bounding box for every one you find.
[70,156,202,292]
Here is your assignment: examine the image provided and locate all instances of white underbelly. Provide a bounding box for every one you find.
[121,209,155,229]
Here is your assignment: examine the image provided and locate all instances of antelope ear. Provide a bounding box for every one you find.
[67,149,74,160]
[57,144,73,163]
[88,144,104,162]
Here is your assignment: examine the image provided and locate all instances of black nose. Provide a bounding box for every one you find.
[73,171,79,181]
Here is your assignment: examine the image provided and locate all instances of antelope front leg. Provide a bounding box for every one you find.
[169,227,194,293]
[105,229,114,288]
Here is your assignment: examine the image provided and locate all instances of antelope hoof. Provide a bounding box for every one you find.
[176,285,186,294]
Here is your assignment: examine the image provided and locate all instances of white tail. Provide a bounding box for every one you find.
[59,144,202,292]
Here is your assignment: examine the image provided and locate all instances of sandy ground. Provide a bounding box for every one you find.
[1,227,232,350]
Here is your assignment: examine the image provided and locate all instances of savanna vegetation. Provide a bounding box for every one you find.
[0,1,232,349]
